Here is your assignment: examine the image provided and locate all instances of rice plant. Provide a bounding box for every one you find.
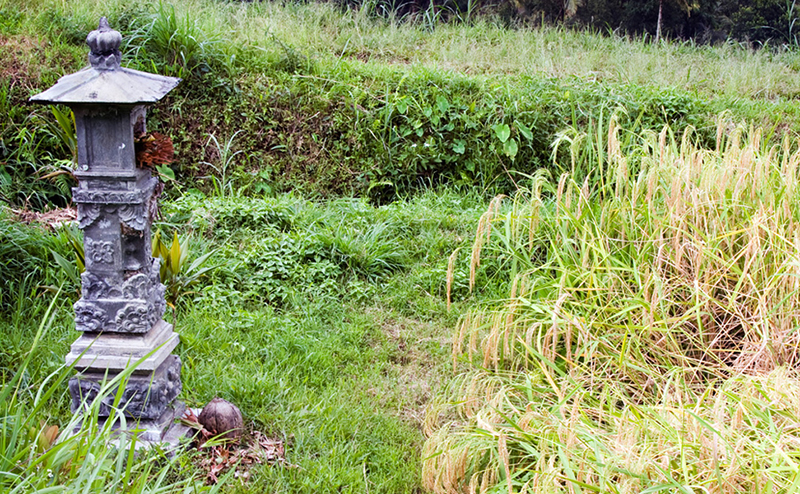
[426,121,800,493]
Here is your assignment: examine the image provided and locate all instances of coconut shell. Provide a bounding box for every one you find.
[198,397,243,441]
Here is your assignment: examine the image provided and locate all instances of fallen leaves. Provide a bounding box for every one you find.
[181,408,296,485]
[10,207,76,229]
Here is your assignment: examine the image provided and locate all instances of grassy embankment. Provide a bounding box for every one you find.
[5,0,800,204]
[4,0,800,492]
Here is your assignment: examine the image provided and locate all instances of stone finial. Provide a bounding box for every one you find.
[87,17,122,70]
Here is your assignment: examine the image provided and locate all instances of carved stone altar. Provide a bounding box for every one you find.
[30,18,184,442]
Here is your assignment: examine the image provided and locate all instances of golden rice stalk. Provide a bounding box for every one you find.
[497,434,512,494]
[446,247,461,311]
[470,195,504,291]
[427,122,800,493]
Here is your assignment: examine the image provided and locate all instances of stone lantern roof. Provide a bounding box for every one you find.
[30,17,180,105]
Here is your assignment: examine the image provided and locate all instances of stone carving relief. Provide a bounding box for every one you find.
[69,356,182,419]
[121,273,150,299]
[85,238,114,264]
[148,181,163,223]
[77,204,103,229]
[81,272,110,300]
[73,188,150,205]
[74,300,107,332]
[118,203,147,232]
[115,303,155,333]
[76,258,164,333]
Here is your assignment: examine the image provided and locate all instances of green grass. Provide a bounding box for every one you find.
[0,189,497,492]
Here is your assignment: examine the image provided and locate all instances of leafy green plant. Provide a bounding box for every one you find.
[36,107,79,201]
[232,233,342,306]
[166,194,295,235]
[1,126,66,209]
[50,223,84,294]
[139,2,213,78]
[45,106,77,163]
[0,211,81,310]
[152,229,217,311]
[201,131,244,199]
[314,219,409,281]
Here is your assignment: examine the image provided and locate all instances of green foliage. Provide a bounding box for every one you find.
[138,2,213,78]
[0,5,23,34]
[162,191,483,310]
[5,0,800,207]
[0,211,78,311]
[200,131,244,199]
[45,106,77,163]
[721,0,800,45]
[49,223,84,293]
[152,229,217,310]
[166,193,294,234]
[235,233,344,305]
[2,182,488,494]
[153,59,711,201]
[0,124,73,209]
[314,219,408,281]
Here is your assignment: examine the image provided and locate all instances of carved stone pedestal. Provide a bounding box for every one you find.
[69,354,182,419]
[30,18,184,446]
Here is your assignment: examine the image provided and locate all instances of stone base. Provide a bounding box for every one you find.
[70,355,182,419]
[103,401,188,443]
[66,319,178,374]
[73,402,197,454]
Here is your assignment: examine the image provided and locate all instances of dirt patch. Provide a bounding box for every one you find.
[370,311,452,427]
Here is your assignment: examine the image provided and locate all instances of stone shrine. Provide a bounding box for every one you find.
[30,18,183,441]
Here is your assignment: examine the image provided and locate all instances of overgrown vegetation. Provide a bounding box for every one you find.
[0,190,491,492]
[4,0,800,207]
[425,122,800,492]
[5,0,800,492]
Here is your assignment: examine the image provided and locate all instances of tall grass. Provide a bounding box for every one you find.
[426,122,800,492]
[9,0,800,102]
[0,291,217,493]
